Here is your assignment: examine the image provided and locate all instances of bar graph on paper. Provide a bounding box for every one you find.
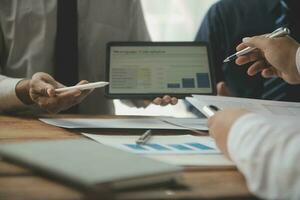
[82,134,221,155]
[123,142,216,154]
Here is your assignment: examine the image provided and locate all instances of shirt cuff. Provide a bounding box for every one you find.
[0,78,26,111]
[227,113,258,161]
[296,47,300,75]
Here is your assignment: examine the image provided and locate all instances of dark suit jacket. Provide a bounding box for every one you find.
[195,0,300,101]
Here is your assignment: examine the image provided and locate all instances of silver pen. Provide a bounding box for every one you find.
[223,27,290,63]
[202,105,221,118]
[136,129,152,145]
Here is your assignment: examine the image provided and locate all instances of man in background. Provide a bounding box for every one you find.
[0,0,167,114]
[196,0,300,101]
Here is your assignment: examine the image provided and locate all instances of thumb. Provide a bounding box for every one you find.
[38,82,56,97]
[31,77,56,97]
[217,82,231,96]
[243,35,270,51]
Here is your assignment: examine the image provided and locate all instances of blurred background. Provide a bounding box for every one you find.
[114,0,218,117]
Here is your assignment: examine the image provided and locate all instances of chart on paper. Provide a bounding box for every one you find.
[83,134,220,154]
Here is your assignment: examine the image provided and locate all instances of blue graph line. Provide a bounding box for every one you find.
[145,143,171,151]
[125,144,148,151]
[168,144,193,151]
[185,143,213,150]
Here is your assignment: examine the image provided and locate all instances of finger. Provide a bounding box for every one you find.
[143,100,152,107]
[157,95,171,106]
[247,60,268,76]
[31,73,61,97]
[236,42,249,51]
[162,95,171,104]
[207,116,216,138]
[170,97,178,105]
[31,81,56,97]
[153,97,162,105]
[235,50,262,66]
[80,88,94,97]
[243,35,271,51]
[217,82,231,96]
[261,68,278,78]
[38,73,63,89]
[76,80,94,97]
[36,89,86,114]
[76,80,89,85]
[56,88,82,98]
[207,115,214,128]
[35,97,61,113]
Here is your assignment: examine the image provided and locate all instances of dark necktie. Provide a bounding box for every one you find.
[262,0,289,101]
[54,0,79,113]
[54,0,78,87]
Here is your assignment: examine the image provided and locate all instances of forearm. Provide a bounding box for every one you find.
[228,114,300,199]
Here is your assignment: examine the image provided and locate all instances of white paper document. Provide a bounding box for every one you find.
[186,95,300,116]
[39,117,208,131]
[83,133,219,155]
[83,133,234,167]
[147,154,234,168]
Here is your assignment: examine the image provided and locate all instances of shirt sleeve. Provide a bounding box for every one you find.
[0,75,26,112]
[296,47,300,75]
[228,113,300,199]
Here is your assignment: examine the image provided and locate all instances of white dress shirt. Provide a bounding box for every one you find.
[0,0,150,114]
[296,47,300,75]
[227,47,300,200]
[228,113,300,199]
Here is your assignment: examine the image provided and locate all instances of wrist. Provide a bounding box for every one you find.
[15,79,34,105]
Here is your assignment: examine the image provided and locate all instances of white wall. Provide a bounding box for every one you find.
[141,0,218,41]
[114,0,218,117]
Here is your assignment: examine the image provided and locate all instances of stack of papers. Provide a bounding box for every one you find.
[40,117,208,131]
[186,95,300,116]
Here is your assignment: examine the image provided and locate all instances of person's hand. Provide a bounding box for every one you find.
[16,72,93,113]
[151,95,178,106]
[235,36,300,84]
[217,81,232,96]
[150,82,232,106]
[208,109,249,156]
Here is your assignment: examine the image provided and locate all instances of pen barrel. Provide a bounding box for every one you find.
[236,46,256,57]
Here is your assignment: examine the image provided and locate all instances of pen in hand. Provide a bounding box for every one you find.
[223,27,290,63]
[55,81,109,93]
[136,130,152,145]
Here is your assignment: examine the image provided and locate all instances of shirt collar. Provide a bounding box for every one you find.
[267,0,281,13]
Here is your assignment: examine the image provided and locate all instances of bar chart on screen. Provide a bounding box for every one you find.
[109,45,213,94]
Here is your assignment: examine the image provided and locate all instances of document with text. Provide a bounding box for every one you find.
[186,95,300,116]
[39,117,208,131]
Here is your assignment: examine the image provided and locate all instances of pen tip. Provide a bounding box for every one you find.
[223,58,229,63]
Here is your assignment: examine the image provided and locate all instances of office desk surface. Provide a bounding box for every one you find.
[0,115,257,200]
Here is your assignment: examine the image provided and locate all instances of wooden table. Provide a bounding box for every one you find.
[0,115,258,200]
